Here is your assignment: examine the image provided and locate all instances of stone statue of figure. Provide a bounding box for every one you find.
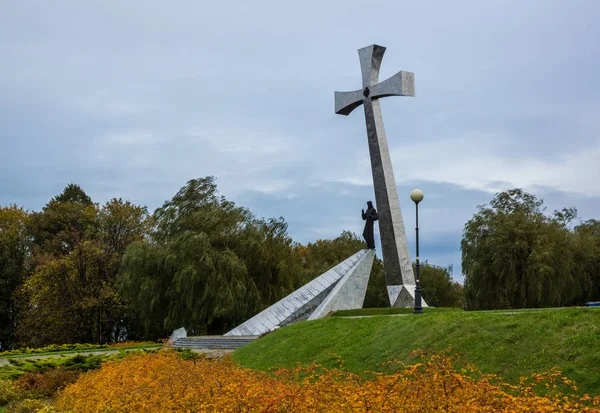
[361,201,378,249]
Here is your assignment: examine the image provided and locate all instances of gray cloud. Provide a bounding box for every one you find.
[1,0,599,282]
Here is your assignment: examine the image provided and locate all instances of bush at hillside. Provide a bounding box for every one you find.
[0,379,20,404]
[56,351,599,412]
[0,344,108,358]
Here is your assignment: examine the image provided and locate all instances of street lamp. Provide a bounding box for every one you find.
[410,189,424,314]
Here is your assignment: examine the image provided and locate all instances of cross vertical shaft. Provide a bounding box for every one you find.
[362,91,414,287]
[335,44,425,307]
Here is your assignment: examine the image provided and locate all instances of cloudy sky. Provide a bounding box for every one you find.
[1,0,599,282]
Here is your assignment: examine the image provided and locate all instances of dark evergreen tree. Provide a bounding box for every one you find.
[51,183,93,205]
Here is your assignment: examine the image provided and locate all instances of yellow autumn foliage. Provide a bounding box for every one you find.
[56,351,599,412]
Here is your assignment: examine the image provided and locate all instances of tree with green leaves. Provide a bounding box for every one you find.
[0,205,29,350]
[16,186,149,346]
[294,231,462,308]
[118,177,304,338]
[462,189,598,310]
[51,183,93,205]
[418,263,464,308]
[573,219,600,302]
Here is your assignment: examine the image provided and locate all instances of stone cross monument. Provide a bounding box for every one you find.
[335,44,425,307]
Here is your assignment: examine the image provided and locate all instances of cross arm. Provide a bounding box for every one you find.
[334,89,364,116]
[370,71,415,99]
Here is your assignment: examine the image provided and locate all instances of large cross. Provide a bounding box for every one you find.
[335,44,424,307]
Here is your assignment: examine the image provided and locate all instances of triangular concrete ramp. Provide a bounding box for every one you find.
[308,250,375,319]
[225,249,374,336]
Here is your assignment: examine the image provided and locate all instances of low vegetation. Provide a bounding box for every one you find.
[234,307,600,395]
[331,307,462,317]
[0,350,168,411]
[0,342,160,360]
[54,351,599,412]
[0,344,108,358]
[1,331,598,411]
[0,353,113,411]
[0,353,113,382]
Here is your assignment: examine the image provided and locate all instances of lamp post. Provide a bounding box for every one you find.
[410,189,424,314]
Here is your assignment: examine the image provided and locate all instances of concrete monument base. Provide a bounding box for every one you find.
[225,249,375,336]
[387,285,429,308]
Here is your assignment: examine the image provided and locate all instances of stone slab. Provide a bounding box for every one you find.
[308,250,375,319]
[389,284,429,308]
[225,249,371,336]
[168,327,187,344]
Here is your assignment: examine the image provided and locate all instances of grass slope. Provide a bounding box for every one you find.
[233,307,600,395]
[331,307,461,317]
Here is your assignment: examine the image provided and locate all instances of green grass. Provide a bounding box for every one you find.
[2,344,161,359]
[331,307,462,317]
[233,307,600,395]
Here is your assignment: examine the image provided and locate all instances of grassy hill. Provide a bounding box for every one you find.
[233,307,600,395]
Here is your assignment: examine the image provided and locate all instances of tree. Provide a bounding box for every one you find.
[296,231,461,308]
[51,183,93,205]
[418,263,464,308]
[100,199,150,256]
[16,239,112,346]
[16,186,150,346]
[296,231,367,276]
[462,188,598,310]
[118,177,304,338]
[0,205,29,350]
[463,189,546,309]
[27,192,98,257]
[573,219,600,302]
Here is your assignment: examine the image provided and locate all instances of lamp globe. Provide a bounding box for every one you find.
[410,189,424,204]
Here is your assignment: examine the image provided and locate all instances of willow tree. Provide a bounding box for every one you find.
[573,219,600,302]
[118,177,303,338]
[462,189,597,310]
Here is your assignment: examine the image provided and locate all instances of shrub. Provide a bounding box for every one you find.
[6,398,53,413]
[0,379,21,404]
[0,353,113,382]
[0,343,107,358]
[14,369,80,398]
[56,351,600,412]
